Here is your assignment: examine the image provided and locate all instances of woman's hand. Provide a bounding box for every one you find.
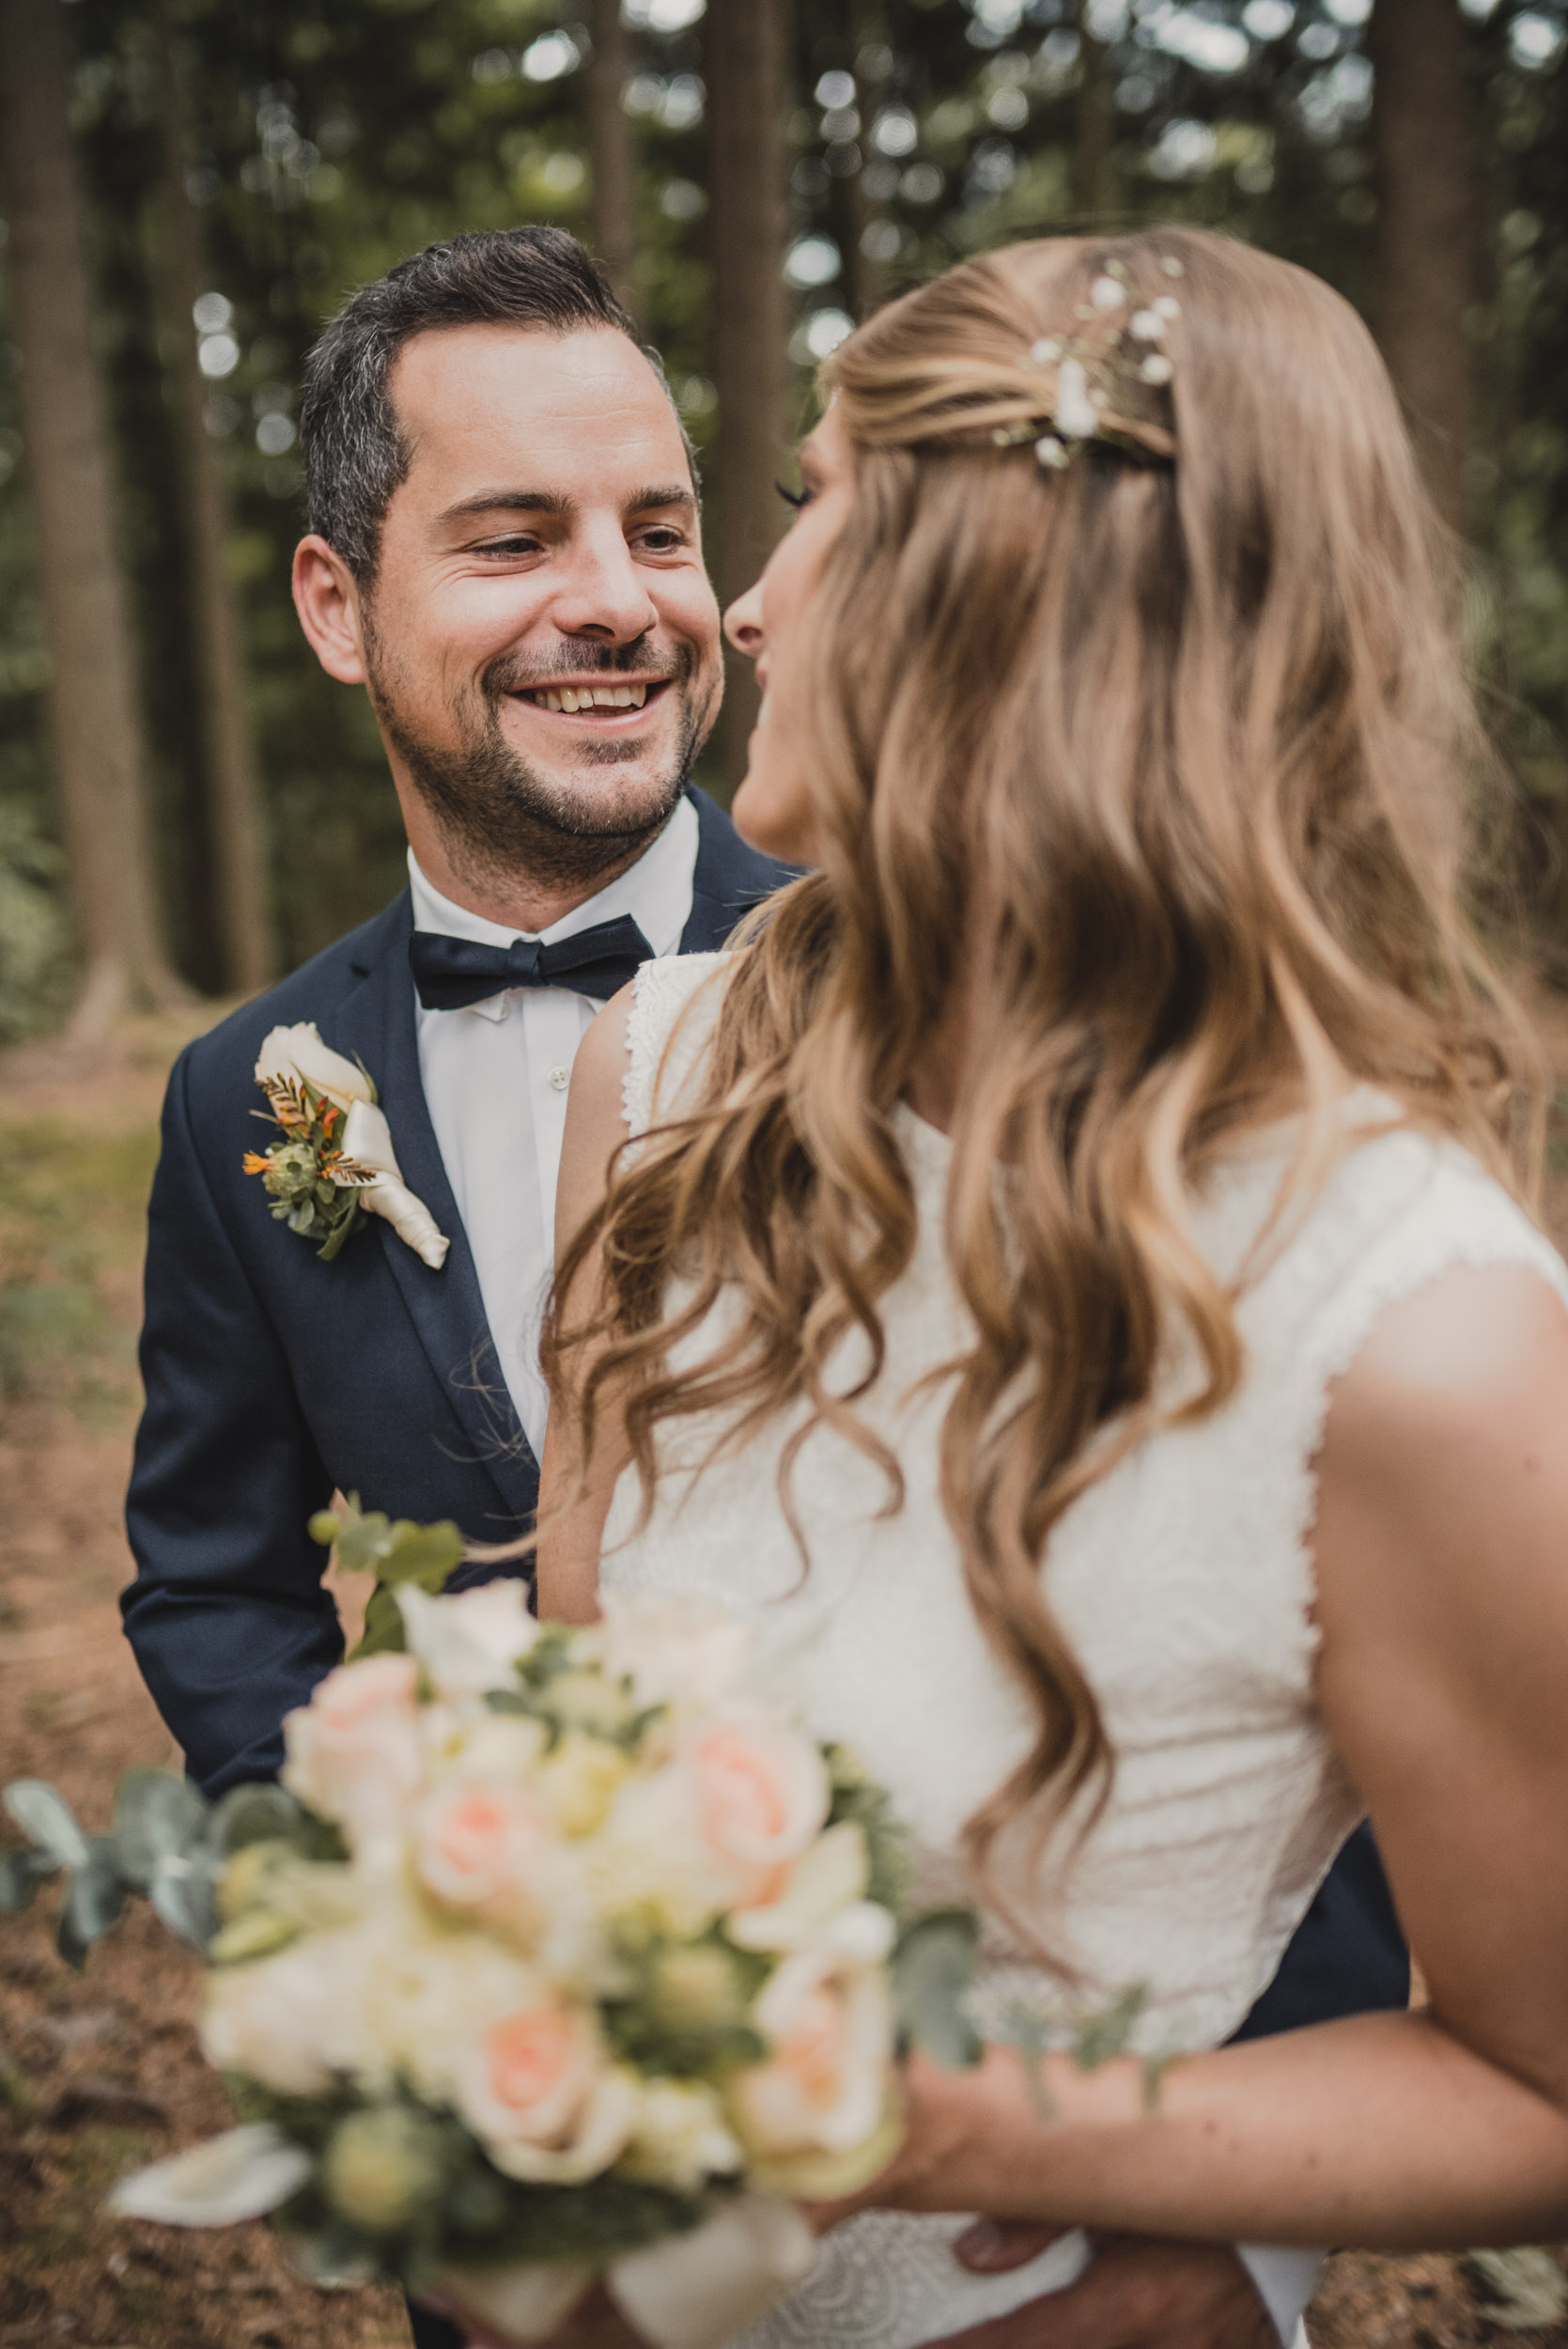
[805,2045,1081,2232]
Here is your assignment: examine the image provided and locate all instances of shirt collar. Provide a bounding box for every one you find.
[407,795,699,1019]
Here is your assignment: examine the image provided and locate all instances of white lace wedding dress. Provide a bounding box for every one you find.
[601,954,1568,2349]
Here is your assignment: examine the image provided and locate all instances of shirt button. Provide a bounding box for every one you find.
[548,1065,570,1092]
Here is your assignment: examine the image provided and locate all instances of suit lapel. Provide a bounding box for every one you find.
[329,892,539,1525]
[679,788,800,953]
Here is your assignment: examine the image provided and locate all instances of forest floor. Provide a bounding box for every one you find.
[1,1001,1568,2349]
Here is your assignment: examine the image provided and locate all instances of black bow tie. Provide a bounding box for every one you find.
[409,916,657,1011]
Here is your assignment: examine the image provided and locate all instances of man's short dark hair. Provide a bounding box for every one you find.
[301,226,646,582]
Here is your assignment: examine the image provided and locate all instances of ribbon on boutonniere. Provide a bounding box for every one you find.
[242,1023,449,1269]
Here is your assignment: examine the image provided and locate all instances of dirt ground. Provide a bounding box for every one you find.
[2,1002,1567,2349]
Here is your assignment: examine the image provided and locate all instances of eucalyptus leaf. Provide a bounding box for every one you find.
[4,1779,89,1870]
[209,1781,317,1857]
[890,1908,981,2069]
[112,1768,208,1891]
[1069,1983,1148,2072]
[150,1854,221,1951]
[57,1838,129,1968]
[0,1846,51,1913]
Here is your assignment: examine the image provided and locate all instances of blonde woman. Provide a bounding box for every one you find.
[535,230,1568,2346]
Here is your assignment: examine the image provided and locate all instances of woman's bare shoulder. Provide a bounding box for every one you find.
[555,987,637,1253]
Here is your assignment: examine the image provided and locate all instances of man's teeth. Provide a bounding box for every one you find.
[527,683,650,714]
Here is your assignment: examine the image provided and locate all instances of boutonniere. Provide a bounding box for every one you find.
[242,1023,449,1269]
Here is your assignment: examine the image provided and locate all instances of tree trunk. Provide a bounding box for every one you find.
[150,0,274,995]
[588,0,636,314]
[1370,0,1472,532]
[705,0,790,788]
[1076,17,1114,221]
[0,0,181,1027]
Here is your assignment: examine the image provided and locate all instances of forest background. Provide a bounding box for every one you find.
[0,0,1565,1034]
[3,8,1568,2346]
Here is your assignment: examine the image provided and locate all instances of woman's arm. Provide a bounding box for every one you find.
[535,992,638,1626]
[831,1261,1568,2248]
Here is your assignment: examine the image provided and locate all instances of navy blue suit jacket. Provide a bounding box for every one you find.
[122,784,1405,2040]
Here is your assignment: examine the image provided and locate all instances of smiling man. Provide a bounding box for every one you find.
[122,228,790,1813]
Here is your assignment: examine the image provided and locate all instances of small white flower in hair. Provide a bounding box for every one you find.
[1140,353,1174,385]
[1034,435,1071,469]
[1029,336,1063,363]
[1053,356,1099,441]
[1128,309,1165,341]
[1091,275,1126,311]
[1154,294,1182,319]
[1161,256,1185,277]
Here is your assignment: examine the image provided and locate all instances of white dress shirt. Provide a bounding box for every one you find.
[408,793,698,1460]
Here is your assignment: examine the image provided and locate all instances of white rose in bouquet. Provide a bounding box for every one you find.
[596,1590,761,1711]
[399,1579,537,1701]
[731,1944,900,2190]
[454,1993,640,2184]
[729,1820,889,1955]
[203,1931,366,2098]
[593,1714,832,1935]
[411,1780,598,1976]
[281,1652,424,1848]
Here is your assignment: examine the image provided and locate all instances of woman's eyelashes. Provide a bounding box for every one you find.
[775,478,814,511]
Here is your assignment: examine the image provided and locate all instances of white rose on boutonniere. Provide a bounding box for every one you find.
[243,1021,448,1268]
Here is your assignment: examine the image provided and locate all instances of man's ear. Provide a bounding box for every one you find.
[292,535,369,685]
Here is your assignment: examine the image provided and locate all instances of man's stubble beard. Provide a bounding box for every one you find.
[366,633,720,896]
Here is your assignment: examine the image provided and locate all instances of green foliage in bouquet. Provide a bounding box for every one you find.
[231,2080,721,2292]
[0,1770,342,1968]
[309,1490,466,1658]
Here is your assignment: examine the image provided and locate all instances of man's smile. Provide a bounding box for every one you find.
[509,675,675,723]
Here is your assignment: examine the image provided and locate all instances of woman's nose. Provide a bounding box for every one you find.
[724,580,765,659]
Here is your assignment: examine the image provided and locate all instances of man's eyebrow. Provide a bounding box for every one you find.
[437,484,697,525]
[626,484,697,515]
[439,489,572,523]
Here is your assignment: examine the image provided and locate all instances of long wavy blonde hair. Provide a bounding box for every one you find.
[546,227,1545,1896]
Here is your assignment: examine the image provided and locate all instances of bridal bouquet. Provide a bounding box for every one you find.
[0,1582,979,2349]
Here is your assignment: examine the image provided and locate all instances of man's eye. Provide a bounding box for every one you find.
[638,527,685,552]
[475,536,541,556]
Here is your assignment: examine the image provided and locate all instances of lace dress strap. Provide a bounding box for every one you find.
[621,952,732,1139]
[1268,1131,1568,1539]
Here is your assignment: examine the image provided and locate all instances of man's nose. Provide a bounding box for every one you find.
[550,521,660,645]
